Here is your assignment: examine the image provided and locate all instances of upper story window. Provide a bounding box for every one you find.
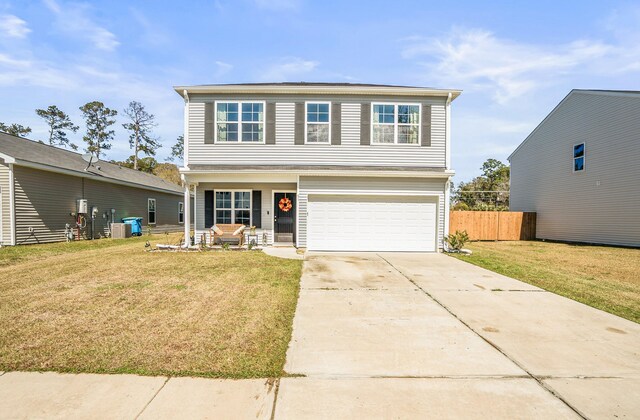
[372,103,420,144]
[216,102,264,143]
[573,143,585,172]
[306,102,330,143]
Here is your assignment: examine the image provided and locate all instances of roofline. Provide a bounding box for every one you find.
[10,158,184,196]
[509,89,640,161]
[173,84,462,100]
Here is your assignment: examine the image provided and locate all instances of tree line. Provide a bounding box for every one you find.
[452,158,510,211]
[1,101,184,171]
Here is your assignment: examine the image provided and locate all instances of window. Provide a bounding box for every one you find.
[148,198,156,225]
[573,143,585,172]
[216,102,264,143]
[306,102,330,143]
[215,191,251,226]
[372,103,420,144]
[178,202,184,224]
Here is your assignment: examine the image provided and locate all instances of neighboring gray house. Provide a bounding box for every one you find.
[0,132,188,245]
[176,82,460,251]
[509,89,640,247]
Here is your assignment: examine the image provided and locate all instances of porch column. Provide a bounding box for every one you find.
[193,183,198,244]
[183,182,191,245]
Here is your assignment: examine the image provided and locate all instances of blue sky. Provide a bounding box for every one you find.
[1,0,639,181]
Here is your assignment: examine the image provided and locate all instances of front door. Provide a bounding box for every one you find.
[274,192,296,243]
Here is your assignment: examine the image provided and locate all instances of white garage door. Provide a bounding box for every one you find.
[307,195,437,252]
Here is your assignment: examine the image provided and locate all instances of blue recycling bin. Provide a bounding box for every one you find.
[122,217,143,236]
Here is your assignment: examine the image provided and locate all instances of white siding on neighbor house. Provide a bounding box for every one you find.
[0,163,11,245]
[510,91,640,247]
[298,176,447,249]
[186,95,447,168]
[275,103,295,145]
[194,182,297,245]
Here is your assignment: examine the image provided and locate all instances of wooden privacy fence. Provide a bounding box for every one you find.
[449,211,537,241]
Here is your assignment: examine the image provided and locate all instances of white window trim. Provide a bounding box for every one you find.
[148,198,156,225]
[214,100,266,144]
[178,201,184,224]
[573,141,586,173]
[214,190,252,226]
[304,101,332,144]
[370,102,422,146]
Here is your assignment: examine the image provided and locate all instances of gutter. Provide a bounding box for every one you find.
[180,168,455,178]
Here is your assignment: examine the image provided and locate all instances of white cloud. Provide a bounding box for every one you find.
[254,0,300,11]
[261,57,318,81]
[402,28,624,104]
[43,0,119,51]
[0,14,31,38]
[215,60,233,76]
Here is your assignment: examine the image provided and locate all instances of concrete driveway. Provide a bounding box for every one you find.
[278,252,640,419]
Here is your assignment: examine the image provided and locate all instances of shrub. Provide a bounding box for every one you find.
[445,230,469,251]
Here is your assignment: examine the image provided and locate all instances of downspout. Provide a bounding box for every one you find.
[183,89,190,168]
[9,163,16,246]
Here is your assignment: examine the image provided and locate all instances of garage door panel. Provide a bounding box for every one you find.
[307,195,437,252]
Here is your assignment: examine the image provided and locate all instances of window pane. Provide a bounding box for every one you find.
[148,211,155,224]
[318,103,329,113]
[234,192,251,209]
[148,200,155,211]
[307,124,329,143]
[574,157,584,171]
[241,123,263,142]
[241,103,263,122]
[217,123,238,142]
[318,111,329,123]
[216,210,231,224]
[574,143,584,158]
[372,125,394,143]
[235,210,250,226]
[373,104,394,124]
[308,113,318,123]
[216,191,231,209]
[398,105,419,124]
[398,125,419,144]
[217,103,238,122]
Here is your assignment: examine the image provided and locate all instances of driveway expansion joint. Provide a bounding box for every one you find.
[377,253,589,420]
[134,376,170,420]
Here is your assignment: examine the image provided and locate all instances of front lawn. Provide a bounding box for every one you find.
[452,241,640,323]
[0,235,302,378]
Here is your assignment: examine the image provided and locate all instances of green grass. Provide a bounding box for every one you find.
[0,234,302,378]
[452,241,640,323]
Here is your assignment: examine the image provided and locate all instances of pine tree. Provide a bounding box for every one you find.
[0,122,32,137]
[35,105,79,150]
[122,101,160,170]
[79,101,117,159]
[168,135,184,162]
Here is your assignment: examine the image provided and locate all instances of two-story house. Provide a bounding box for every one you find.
[175,83,460,252]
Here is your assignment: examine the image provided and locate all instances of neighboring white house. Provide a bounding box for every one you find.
[509,89,640,247]
[176,83,460,252]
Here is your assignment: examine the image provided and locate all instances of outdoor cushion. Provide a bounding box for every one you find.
[232,225,246,236]
[212,225,223,235]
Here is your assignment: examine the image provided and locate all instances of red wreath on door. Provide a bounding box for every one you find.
[278,197,292,212]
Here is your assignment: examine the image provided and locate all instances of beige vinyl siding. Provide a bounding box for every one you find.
[0,163,11,245]
[194,182,297,244]
[298,176,447,249]
[510,91,640,247]
[187,94,446,168]
[13,166,184,245]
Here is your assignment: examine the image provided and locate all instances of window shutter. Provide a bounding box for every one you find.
[265,102,276,144]
[252,190,262,228]
[294,102,305,145]
[331,102,341,145]
[421,104,431,147]
[360,102,371,145]
[205,190,214,228]
[204,103,214,144]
